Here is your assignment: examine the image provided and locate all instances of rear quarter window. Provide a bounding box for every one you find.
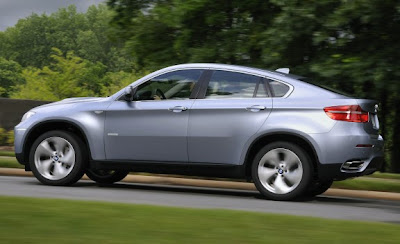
[269,80,290,97]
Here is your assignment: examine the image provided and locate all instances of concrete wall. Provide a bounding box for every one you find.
[0,98,50,130]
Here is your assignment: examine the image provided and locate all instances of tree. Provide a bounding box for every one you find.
[11,48,106,101]
[0,58,24,97]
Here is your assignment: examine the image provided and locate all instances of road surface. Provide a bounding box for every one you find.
[0,176,399,223]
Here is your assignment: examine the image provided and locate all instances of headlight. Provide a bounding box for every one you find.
[21,111,36,122]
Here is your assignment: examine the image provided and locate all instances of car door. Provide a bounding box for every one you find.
[188,70,272,165]
[104,69,204,162]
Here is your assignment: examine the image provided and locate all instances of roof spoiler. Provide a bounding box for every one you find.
[275,68,290,74]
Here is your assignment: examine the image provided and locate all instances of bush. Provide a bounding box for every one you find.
[6,130,14,146]
[0,128,7,145]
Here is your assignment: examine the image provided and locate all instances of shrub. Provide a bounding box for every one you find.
[0,128,7,146]
[6,130,14,146]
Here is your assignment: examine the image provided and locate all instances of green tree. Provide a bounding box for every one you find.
[11,48,106,101]
[0,58,24,97]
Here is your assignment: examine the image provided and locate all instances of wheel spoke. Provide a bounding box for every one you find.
[53,163,67,177]
[284,151,300,168]
[38,159,53,174]
[52,137,68,154]
[285,168,302,186]
[36,141,54,156]
[273,175,291,194]
[258,167,276,183]
[62,149,75,165]
[262,149,280,167]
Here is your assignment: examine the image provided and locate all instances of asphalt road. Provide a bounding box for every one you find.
[1,176,399,224]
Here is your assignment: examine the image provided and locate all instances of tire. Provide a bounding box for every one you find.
[29,130,87,186]
[86,169,129,184]
[252,141,313,201]
[305,180,333,197]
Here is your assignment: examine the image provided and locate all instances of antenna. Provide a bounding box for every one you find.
[275,68,290,74]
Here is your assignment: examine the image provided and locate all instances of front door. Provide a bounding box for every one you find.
[104,69,204,162]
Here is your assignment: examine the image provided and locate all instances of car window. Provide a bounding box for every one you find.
[134,70,203,101]
[205,71,266,99]
[268,80,290,97]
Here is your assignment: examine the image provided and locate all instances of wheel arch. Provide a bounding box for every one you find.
[22,119,91,170]
[243,132,320,180]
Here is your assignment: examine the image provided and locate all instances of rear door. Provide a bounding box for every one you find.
[188,70,272,165]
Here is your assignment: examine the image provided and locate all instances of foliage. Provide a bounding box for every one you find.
[0,58,24,97]
[0,128,7,145]
[0,5,132,71]
[11,48,106,101]
[6,130,14,146]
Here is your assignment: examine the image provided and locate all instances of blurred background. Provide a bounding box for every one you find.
[0,0,399,172]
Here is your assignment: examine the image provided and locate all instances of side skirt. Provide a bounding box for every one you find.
[90,160,246,179]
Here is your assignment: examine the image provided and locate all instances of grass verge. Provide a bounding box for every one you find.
[0,156,23,169]
[0,150,15,157]
[0,196,399,244]
[333,177,400,193]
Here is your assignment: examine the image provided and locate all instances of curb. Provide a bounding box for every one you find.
[1,168,399,201]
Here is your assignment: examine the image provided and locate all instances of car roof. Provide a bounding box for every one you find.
[163,63,304,80]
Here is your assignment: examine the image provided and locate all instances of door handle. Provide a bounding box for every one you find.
[168,106,188,112]
[246,105,266,112]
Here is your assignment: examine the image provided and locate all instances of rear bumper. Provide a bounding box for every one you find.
[318,156,384,181]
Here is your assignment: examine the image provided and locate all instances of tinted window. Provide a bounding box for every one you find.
[269,80,290,97]
[134,70,203,101]
[205,71,265,99]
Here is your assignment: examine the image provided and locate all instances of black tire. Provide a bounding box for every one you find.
[29,130,88,186]
[305,180,333,197]
[252,141,313,201]
[86,169,129,184]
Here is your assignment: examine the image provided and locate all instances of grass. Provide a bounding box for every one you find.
[0,156,23,169]
[333,177,400,193]
[366,172,400,180]
[0,196,399,244]
[0,150,15,157]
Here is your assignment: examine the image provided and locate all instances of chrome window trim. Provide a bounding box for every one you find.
[115,66,294,101]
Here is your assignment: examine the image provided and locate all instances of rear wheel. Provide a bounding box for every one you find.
[252,141,313,201]
[29,130,87,186]
[86,169,129,184]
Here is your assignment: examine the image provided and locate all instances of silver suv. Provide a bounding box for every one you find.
[14,64,384,200]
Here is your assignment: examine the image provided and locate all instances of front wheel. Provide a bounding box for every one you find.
[29,130,87,186]
[252,142,313,201]
[86,169,129,184]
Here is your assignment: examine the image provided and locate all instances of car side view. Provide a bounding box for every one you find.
[14,63,384,200]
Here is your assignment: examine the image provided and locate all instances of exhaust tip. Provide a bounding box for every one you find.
[341,160,365,172]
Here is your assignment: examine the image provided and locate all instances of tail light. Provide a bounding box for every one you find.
[324,105,369,123]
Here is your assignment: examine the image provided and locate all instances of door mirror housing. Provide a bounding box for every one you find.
[123,86,137,101]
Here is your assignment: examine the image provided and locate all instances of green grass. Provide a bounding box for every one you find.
[333,177,400,193]
[0,156,23,169]
[366,172,400,180]
[0,150,15,157]
[0,196,399,244]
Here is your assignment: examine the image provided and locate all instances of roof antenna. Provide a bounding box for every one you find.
[276,68,290,74]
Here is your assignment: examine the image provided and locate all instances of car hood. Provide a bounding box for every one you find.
[32,97,109,110]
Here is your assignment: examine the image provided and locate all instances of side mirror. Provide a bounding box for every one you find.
[124,86,137,101]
